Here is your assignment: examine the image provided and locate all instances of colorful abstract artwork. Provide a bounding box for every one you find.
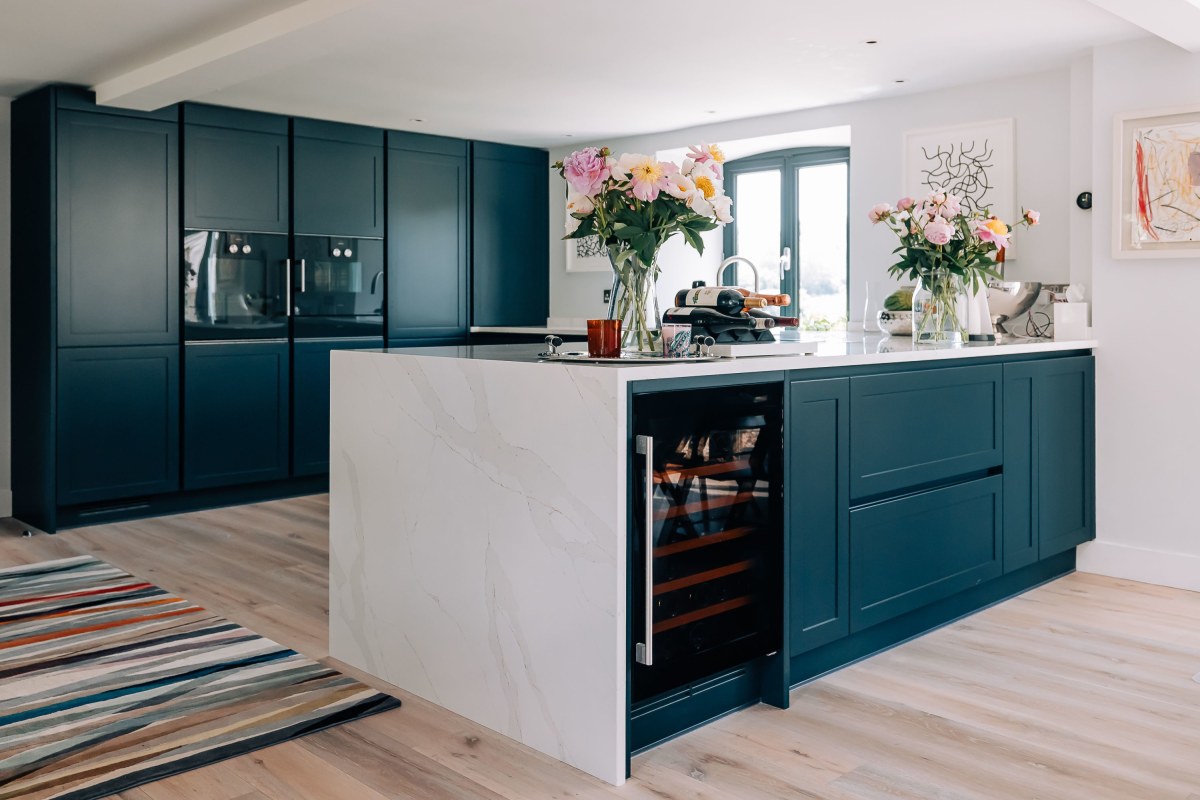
[1132,122,1200,243]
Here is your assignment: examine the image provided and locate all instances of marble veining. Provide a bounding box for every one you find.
[329,351,627,784]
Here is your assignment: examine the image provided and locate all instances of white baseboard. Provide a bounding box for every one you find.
[1077,540,1200,593]
[0,489,10,519]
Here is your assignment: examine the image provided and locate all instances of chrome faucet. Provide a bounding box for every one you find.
[716,255,760,293]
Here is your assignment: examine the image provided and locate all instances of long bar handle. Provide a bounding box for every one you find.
[298,258,306,293]
[635,434,654,666]
[284,259,293,317]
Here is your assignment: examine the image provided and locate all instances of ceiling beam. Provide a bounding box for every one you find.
[1086,0,1200,52]
[92,0,373,111]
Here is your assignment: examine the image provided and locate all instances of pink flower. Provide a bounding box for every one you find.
[562,147,610,197]
[1024,208,1040,226]
[924,219,954,245]
[868,203,894,223]
[973,218,1011,249]
[618,153,670,202]
[939,194,962,218]
[897,196,915,212]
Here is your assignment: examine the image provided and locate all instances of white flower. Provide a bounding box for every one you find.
[664,173,696,200]
[711,195,733,224]
[565,192,595,216]
[688,193,714,217]
[607,156,627,181]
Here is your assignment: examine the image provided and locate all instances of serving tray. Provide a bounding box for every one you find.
[537,351,728,364]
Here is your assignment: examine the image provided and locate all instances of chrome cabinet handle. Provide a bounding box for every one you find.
[298,258,306,293]
[285,259,293,317]
[635,434,654,666]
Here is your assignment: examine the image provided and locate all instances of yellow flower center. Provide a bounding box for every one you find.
[631,161,664,183]
[985,218,1009,236]
[694,175,716,199]
[709,144,726,164]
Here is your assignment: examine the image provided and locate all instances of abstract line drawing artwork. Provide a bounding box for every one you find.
[1132,121,1200,243]
[565,234,612,272]
[904,119,1015,224]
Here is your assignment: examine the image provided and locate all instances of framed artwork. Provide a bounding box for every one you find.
[1113,105,1200,258]
[564,234,611,273]
[903,118,1015,224]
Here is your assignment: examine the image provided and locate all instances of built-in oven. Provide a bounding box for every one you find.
[291,235,384,339]
[630,382,784,704]
[183,230,289,340]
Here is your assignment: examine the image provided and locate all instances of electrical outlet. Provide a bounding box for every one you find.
[603,289,612,303]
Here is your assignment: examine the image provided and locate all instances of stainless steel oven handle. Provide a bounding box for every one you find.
[284,259,293,317]
[298,258,306,293]
[635,434,654,666]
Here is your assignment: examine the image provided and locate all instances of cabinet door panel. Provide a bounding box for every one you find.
[57,346,179,505]
[387,146,468,339]
[294,137,384,237]
[293,338,383,476]
[850,365,1002,500]
[472,143,549,327]
[1038,356,1095,557]
[184,342,289,489]
[1002,363,1038,572]
[789,378,850,655]
[184,126,288,233]
[849,476,1003,632]
[57,111,179,346]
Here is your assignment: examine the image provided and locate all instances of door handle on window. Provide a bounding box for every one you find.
[780,246,792,272]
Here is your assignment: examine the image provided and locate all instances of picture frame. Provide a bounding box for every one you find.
[903,118,1015,225]
[1112,105,1200,259]
[564,234,612,273]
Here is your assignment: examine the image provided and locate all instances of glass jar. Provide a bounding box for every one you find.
[607,247,662,353]
[911,272,967,344]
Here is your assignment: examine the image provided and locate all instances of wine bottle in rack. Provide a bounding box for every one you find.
[732,288,792,307]
[674,287,768,314]
[748,308,800,327]
[662,307,757,330]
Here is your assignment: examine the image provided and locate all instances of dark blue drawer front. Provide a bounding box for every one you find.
[850,364,1002,500]
[849,475,1003,632]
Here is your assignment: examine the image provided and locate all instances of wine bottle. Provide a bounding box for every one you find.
[732,288,792,306]
[674,287,768,314]
[662,307,756,329]
[748,309,800,327]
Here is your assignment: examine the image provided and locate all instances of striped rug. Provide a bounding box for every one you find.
[0,555,400,799]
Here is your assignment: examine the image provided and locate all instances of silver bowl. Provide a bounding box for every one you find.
[987,281,1042,335]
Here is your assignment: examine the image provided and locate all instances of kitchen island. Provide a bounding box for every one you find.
[328,335,1096,785]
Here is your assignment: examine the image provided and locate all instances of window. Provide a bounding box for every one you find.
[724,147,850,330]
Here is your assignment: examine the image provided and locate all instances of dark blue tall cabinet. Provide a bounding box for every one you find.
[12,87,181,532]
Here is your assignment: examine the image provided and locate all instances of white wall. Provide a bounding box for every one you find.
[1076,38,1200,591]
[548,69,1074,324]
[0,100,10,517]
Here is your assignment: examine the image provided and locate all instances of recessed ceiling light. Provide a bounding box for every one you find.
[705,110,717,114]
[894,79,905,83]
[865,40,878,44]
[564,134,573,138]
[410,118,424,123]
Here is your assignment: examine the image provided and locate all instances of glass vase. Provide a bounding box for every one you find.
[607,247,662,353]
[912,272,967,344]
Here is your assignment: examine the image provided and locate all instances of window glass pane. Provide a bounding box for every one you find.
[796,162,848,330]
[732,170,782,296]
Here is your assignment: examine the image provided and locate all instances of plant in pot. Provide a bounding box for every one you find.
[869,189,1040,343]
[554,145,732,353]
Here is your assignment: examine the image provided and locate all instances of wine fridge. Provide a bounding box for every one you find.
[630,382,783,703]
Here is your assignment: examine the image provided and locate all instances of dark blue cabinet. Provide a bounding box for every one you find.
[57,346,180,506]
[184,342,290,490]
[56,111,179,347]
[789,378,850,655]
[293,120,384,238]
[849,475,1003,631]
[471,142,549,327]
[1003,356,1095,562]
[183,106,289,234]
[292,338,383,476]
[387,133,469,342]
[849,365,1002,500]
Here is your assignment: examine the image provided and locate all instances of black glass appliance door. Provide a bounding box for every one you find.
[291,236,384,338]
[631,383,783,703]
[183,231,289,340]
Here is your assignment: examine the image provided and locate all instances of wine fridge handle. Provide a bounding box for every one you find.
[298,258,306,293]
[635,434,654,666]
[284,259,293,317]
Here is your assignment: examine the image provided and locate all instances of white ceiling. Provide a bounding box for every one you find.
[0,0,1155,147]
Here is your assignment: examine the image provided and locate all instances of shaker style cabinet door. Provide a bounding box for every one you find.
[1002,362,1039,572]
[472,142,549,327]
[56,111,179,347]
[292,338,384,476]
[1036,356,1096,558]
[184,342,290,490]
[386,133,469,342]
[293,122,384,238]
[789,378,851,655]
[183,107,289,233]
[57,346,180,505]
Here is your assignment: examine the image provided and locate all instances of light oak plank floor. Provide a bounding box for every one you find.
[3,497,1199,799]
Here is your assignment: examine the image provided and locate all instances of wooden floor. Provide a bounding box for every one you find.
[3,497,1200,799]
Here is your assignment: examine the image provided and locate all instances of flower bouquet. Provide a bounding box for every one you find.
[555,144,733,352]
[869,188,1040,342]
